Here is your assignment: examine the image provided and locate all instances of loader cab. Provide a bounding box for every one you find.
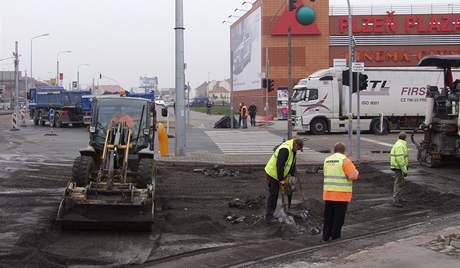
[89,96,153,151]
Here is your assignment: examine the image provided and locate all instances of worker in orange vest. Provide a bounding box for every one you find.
[240,102,248,129]
[322,142,359,241]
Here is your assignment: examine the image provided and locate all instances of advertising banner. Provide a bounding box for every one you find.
[231,7,262,91]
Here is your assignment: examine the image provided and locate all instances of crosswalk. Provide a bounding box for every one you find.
[205,130,322,156]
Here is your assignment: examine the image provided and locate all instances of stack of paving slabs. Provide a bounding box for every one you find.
[423,234,460,258]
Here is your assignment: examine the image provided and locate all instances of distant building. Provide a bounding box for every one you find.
[194,81,209,98]
[0,71,37,105]
[207,80,230,104]
[159,88,176,101]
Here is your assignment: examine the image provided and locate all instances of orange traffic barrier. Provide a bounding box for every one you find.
[158,123,169,157]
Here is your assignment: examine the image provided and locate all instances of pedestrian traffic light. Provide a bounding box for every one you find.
[342,69,368,93]
[359,73,369,91]
[268,79,275,92]
[289,0,298,11]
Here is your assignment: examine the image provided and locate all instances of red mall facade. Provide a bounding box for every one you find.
[230,0,460,117]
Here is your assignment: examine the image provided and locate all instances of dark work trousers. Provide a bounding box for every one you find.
[323,201,348,241]
[265,175,280,220]
[250,114,256,127]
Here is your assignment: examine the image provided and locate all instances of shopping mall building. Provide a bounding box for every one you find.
[230,0,460,118]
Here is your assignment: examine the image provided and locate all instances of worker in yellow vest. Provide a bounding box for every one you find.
[264,138,304,223]
[390,132,409,208]
[322,142,359,241]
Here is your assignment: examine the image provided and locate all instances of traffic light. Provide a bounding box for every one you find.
[289,0,298,11]
[342,69,368,93]
[262,78,275,91]
[268,79,275,92]
[359,73,369,91]
[99,73,102,79]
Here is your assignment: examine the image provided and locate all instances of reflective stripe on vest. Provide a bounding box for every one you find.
[264,140,294,181]
[323,153,353,193]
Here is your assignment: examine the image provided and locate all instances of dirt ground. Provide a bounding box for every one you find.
[1,159,460,267]
[1,115,460,267]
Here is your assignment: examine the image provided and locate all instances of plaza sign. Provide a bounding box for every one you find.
[338,12,460,34]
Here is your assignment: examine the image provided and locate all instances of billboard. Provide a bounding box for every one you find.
[231,7,262,91]
[140,76,158,90]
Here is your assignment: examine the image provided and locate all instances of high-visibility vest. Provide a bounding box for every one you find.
[390,139,408,173]
[265,139,294,181]
[323,153,353,193]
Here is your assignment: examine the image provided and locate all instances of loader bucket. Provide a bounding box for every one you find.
[56,182,154,231]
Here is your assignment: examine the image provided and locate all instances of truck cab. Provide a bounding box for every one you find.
[292,68,341,134]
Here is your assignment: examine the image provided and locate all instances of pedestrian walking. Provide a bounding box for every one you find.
[248,103,257,127]
[206,100,212,115]
[322,142,359,241]
[48,108,56,128]
[390,132,409,208]
[240,102,248,129]
[264,138,304,223]
[238,103,243,128]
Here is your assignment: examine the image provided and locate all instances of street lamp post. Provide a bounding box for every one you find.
[347,0,354,155]
[30,33,50,80]
[56,50,71,86]
[175,0,186,156]
[77,64,90,90]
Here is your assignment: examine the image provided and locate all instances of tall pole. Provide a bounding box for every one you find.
[265,47,269,127]
[347,0,354,155]
[30,33,50,81]
[174,0,186,156]
[287,26,293,139]
[30,39,33,80]
[230,51,234,128]
[56,59,60,86]
[77,70,80,90]
[14,41,19,119]
[356,70,361,164]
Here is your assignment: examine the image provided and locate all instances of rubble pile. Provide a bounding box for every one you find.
[193,167,240,177]
[228,196,265,210]
[424,234,460,258]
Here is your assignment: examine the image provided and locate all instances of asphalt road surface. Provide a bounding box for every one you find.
[1,115,460,267]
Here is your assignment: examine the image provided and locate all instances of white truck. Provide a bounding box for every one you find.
[292,67,460,134]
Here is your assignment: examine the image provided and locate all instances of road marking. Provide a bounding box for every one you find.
[361,137,414,151]
[205,130,323,157]
[360,137,394,147]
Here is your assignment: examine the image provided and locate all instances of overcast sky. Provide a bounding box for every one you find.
[0,0,455,90]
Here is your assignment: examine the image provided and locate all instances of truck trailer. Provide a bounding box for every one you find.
[292,67,460,134]
[28,86,91,127]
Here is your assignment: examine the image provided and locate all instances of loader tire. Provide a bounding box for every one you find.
[72,156,95,187]
[136,158,153,188]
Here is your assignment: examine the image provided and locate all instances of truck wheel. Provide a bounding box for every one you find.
[370,118,389,135]
[55,114,62,128]
[38,112,46,126]
[310,118,327,135]
[33,114,39,126]
[136,158,153,188]
[72,156,95,187]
